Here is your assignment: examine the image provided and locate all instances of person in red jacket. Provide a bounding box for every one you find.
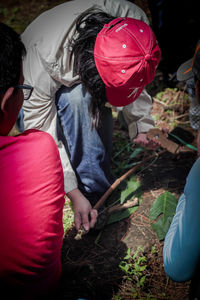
[0,22,83,299]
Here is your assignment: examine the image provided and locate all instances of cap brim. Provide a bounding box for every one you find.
[176,58,194,81]
[106,85,144,107]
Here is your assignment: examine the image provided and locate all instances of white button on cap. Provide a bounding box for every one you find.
[145,54,151,61]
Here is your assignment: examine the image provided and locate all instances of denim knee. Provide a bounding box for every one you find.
[56,84,90,112]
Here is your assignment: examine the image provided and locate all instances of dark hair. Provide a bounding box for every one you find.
[69,9,114,127]
[0,22,26,92]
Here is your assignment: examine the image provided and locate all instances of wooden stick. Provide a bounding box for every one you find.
[74,150,166,240]
[153,97,168,107]
[93,150,166,210]
[174,113,189,120]
[107,197,139,213]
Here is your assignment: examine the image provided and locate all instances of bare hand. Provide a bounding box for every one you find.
[67,189,98,232]
[133,132,161,150]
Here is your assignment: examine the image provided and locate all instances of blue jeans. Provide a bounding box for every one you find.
[55,84,114,202]
[17,84,114,203]
[163,157,200,282]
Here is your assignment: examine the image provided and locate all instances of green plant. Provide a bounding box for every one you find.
[156,91,164,101]
[149,191,178,240]
[107,176,142,225]
[0,6,9,17]
[152,114,161,121]
[119,246,147,288]
[114,296,122,300]
[114,245,160,300]
[151,245,157,255]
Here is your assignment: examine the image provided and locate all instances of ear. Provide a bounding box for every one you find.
[0,87,15,114]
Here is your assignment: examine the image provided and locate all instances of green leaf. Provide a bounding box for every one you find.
[107,176,142,225]
[124,248,131,260]
[139,275,146,287]
[149,191,178,240]
[107,205,138,225]
[129,147,144,159]
[120,176,141,204]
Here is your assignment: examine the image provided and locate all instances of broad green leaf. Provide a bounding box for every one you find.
[149,191,178,240]
[107,205,138,224]
[107,176,142,225]
[120,176,141,204]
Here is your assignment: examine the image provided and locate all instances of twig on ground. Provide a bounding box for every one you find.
[174,113,189,120]
[153,97,168,107]
[93,150,166,210]
[107,197,139,213]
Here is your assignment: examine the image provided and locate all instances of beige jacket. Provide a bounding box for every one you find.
[21,0,155,193]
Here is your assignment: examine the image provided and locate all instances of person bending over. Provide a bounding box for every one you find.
[20,0,161,232]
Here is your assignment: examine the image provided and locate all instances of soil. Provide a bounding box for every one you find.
[0,1,198,299]
[57,70,198,299]
[57,70,197,300]
[57,121,196,300]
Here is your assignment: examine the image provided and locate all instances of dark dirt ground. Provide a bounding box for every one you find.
[0,1,198,299]
[57,69,198,300]
[54,72,198,299]
[57,115,197,300]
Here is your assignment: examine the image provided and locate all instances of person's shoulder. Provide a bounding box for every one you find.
[22,129,53,139]
[21,130,62,170]
[20,129,58,152]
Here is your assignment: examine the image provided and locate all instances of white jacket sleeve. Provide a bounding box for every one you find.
[120,89,155,140]
[22,45,78,194]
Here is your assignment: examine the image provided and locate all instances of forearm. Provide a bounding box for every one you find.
[67,188,86,206]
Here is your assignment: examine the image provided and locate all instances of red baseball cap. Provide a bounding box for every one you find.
[94,17,161,107]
